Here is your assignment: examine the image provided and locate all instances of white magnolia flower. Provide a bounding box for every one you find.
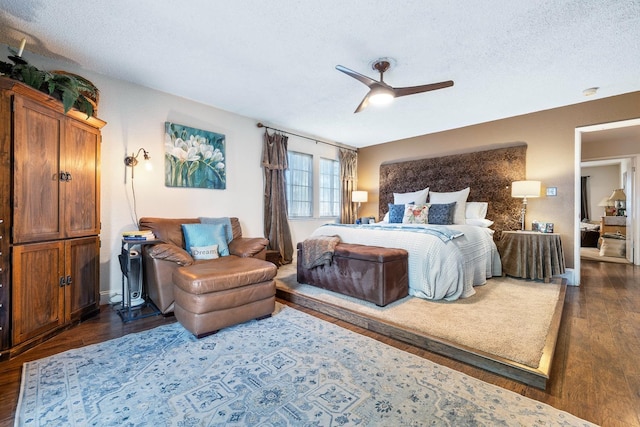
[211,148,224,163]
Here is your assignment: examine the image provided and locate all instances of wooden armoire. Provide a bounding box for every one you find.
[0,76,106,360]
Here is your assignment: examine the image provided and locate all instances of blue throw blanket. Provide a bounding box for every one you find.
[199,216,233,242]
[321,223,464,242]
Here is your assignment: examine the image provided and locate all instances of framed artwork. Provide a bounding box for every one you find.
[164,122,226,189]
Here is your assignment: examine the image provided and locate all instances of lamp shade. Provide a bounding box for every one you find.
[598,197,614,207]
[352,190,368,203]
[511,180,541,198]
[609,188,626,201]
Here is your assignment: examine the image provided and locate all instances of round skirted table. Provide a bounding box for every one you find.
[498,231,566,282]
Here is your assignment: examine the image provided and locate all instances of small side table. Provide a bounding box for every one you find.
[499,231,565,282]
[116,239,162,322]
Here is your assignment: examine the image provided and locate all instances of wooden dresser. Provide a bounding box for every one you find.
[0,77,106,361]
[600,216,626,238]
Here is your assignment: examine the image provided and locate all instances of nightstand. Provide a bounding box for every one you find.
[600,216,626,238]
[499,231,566,282]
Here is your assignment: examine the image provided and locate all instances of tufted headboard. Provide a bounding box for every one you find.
[379,144,527,240]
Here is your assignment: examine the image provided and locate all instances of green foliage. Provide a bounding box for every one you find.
[1,50,98,117]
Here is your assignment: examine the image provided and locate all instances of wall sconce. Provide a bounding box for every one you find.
[511,180,541,230]
[124,148,151,179]
[609,188,626,216]
[352,190,368,221]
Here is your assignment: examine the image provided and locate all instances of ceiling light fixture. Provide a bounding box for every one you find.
[582,87,598,97]
[368,87,395,105]
[335,58,453,113]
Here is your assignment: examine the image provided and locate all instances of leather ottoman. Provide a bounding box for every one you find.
[296,242,408,306]
[172,256,277,337]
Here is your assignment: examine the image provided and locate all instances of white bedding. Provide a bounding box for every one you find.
[310,223,502,301]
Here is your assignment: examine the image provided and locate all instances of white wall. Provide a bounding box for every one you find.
[96,80,273,303]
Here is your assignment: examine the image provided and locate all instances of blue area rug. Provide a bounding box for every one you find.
[15,305,595,426]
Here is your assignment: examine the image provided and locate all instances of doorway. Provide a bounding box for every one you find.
[574,118,640,285]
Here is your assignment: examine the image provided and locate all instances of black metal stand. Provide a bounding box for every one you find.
[115,239,162,322]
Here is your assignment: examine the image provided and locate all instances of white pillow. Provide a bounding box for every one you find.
[429,187,470,225]
[465,202,488,219]
[190,244,220,260]
[465,218,494,228]
[393,188,429,205]
[600,239,625,257]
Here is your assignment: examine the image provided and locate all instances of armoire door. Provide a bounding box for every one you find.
[63,120,101,238]
[65,236,100,321]
[11,241,65,345]
[12,95,65,243]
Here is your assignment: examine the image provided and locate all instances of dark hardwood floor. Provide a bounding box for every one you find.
[1,260,638,427]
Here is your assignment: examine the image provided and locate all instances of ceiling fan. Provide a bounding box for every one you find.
[335,59,454,113]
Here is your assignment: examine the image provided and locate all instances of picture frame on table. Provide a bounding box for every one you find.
[532,221,554,233]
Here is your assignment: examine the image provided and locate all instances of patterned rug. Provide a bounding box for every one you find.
[15,305,595,426]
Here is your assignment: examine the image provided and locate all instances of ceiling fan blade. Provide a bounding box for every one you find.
[354,92,371,113]
[393,80,454,98]
[336,65,378,88]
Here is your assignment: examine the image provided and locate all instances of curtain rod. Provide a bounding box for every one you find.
[256,122,357,152]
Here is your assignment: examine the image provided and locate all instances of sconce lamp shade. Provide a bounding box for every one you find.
[352,191,368,203]
[609,188,626,202]
[511,180,541,198]
[124,147,151,180]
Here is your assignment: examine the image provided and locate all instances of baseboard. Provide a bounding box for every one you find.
[100,290,119,305]
[556,268,576,286]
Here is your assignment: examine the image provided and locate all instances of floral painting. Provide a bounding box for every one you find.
[164,122,226,189]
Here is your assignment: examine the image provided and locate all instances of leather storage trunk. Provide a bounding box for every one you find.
[296,242,408,306]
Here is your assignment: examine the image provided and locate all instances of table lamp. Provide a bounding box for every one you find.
[609,188,626,216]
[511,180,541,230]
[352,190,368,222]
[598,197,615,216]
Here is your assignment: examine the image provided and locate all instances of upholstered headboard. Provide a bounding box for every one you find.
[379,144,527,240]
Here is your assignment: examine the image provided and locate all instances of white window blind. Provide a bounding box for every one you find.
[286,151,313,217]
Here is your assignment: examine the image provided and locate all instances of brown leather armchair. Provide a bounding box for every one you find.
[139,217,269,314]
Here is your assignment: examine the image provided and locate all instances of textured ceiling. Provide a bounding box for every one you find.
[1,0,639,148]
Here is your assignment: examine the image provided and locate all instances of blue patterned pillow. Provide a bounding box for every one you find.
[428,202,456,225]
[387,203,407,223]
[181,223,230,256]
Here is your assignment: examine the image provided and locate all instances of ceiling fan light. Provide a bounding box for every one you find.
[369,91,394,105]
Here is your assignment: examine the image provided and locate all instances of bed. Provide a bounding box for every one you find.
[310,144,527,301]
[580,221,600,248]
[311,222,501,301]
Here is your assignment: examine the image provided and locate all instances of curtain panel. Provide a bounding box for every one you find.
[339,149,358,224]
[581,176,590,221]
[262,130,293,265]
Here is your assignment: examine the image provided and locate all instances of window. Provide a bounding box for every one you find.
[319,158,340,217]
[286,151,313,217]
